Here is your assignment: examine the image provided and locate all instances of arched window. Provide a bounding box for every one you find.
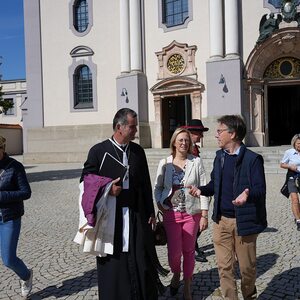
[74,65,93,109]
[74,0,89,33]
[162,0,188,27]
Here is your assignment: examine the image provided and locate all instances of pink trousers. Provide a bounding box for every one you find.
[163,210,201,279]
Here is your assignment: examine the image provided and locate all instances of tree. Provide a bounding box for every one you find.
[0,85,14,115]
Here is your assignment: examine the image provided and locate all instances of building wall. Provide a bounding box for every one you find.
[0,80,26,126]
[22,0,300,161]
[145,0,210,119]
[40,0,121,126]
[0,79,26,155]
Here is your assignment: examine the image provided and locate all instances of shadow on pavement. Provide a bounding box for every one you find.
[256,253,279,278]
[193,253,279,299]
[27,169,82,182]
[258,267,300,300]
[193,267,220,298]
[29,269,97,299]
[263,227,278,233]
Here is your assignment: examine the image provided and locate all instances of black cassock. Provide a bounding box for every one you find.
[81,139,161,300]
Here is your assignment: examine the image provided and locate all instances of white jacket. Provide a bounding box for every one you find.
[154,154,209,215]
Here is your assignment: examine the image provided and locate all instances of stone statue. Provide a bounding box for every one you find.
[257,13,282,44]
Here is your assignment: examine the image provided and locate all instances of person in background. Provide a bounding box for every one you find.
[280,134,300,231]
[0,136,32,298]
[181,119,209,262]
[154,127,209,300]
[81,108,163,300]
[189,115,267,300]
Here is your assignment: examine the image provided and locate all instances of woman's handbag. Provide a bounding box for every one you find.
[280,181,289,198]
[153,211,167,246]
[295,176,300,193]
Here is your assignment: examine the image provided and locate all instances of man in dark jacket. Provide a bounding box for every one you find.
[189,115,267,300]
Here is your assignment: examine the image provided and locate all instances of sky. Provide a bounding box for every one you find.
[0,0,25,80]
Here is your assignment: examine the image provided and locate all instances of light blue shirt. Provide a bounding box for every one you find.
[281,148,300,173]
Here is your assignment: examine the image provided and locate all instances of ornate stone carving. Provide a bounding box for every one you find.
[155,40,197,80]
[264,57,300,78]
[167,54,185,74]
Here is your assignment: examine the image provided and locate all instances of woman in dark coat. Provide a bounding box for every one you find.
[0,136,32,297]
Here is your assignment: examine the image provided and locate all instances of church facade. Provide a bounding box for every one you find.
[23,0,300,162]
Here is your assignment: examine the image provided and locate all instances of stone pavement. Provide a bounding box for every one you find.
[0,159,299,300]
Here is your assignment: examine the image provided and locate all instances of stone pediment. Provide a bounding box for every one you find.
[70,46,94,57]
[150,76,204,96]
[155,40,197,80]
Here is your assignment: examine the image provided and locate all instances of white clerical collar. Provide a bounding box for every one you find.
[110,138,128,152]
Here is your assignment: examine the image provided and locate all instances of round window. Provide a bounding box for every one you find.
[279,60,293,76]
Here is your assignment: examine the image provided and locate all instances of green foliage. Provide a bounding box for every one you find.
[0,85,14,114]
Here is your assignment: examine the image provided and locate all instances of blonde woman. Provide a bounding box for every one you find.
[280,134,300,231]
[154,128,209,300]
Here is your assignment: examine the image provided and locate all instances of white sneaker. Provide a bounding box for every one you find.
[21,269,33,298]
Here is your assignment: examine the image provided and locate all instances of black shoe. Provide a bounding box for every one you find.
[157,279,167,296]
[169,274,180,296]
[297,222,300,231]
[195,252,208,262]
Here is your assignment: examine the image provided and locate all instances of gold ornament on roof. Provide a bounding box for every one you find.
[167,54,185,74]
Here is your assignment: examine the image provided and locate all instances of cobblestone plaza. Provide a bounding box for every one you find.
[0,161,299,300]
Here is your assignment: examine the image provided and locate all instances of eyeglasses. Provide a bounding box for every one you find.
[216,128,229,135]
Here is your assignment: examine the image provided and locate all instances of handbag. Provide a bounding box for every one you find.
[295,176,300,193]
[280,182,289,198]
[153,211,167,246]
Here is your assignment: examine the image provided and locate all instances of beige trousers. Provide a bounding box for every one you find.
[213,216,258,300]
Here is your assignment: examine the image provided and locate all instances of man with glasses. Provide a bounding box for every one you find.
[189,115,267,300]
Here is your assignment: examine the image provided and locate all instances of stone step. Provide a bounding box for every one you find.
[22,146,290,174]
[145,146,290,174]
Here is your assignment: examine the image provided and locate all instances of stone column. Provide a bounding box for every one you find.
[153,95,162,148]
[191,91,201,119]
[224,0,239,57]
[247,83,265,146]
[209,0,224,58]
[129,0,142,71]
[120,0,130,73]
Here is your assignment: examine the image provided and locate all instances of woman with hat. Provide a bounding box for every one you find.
[0,136,33,297]
[154,128,209,299]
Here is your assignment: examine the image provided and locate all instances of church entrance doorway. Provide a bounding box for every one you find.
[268,84,300,146]
[161,95,192,148]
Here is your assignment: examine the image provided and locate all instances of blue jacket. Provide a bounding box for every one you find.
[201,144,267,236]
[0,154,31,222]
